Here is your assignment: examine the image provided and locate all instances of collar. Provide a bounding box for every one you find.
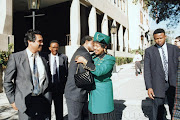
[51,53,58,57]
[83,46,89,52]
[96,52,106,59]
[26,48,39,58]
[156,42,167,48]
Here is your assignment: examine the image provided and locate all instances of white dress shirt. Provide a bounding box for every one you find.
[26,48,45,86]
[50,53,59,78]
[133,54,142,63]
[158,42,168,73]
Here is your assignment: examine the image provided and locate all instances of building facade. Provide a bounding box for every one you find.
[128,0,150,51]
[0,0,14,51]
[0,0,150,61]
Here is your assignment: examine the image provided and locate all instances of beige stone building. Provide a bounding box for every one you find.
[0,0,150,60]
[128,0,150,51]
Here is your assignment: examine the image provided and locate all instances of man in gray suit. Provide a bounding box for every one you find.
[4,29,52,120]
[49,40,68,120]
[65,36,94,120]
[144,28,179,120]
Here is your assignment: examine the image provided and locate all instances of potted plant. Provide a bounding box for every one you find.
[0,44,13,93]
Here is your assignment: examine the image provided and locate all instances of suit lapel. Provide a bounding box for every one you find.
[40,55,49,92]
[167,43,172,73]
[58,53,63,65]
[22,50,32,83]
[48,54,51,68]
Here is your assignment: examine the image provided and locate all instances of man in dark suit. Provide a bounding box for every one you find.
[49,40,68,120]
[65,36,94,120]
[144,28,179,120]
[3,29,52,120]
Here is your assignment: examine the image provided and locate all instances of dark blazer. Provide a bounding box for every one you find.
[144,43,179,98]
[48,53,68,94]
[65,46,94,102]
[3,50,51,113]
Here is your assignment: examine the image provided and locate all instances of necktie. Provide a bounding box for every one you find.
[32,54,40,95]
[52,57,58,83]
[161,47,168,81]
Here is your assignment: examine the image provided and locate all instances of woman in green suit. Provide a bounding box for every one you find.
[75,32,116,120]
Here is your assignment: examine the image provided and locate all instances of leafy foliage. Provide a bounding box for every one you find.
[130,49,144,56]
[115,57,133,65]
[133,0,180,28]
[0,44,14,69]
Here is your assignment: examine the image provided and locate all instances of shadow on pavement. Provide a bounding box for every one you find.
[141,97,153,120]
[114,100,126,120]
[64,100,126,120]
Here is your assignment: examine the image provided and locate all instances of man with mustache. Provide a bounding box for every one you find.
[4,29,52,120]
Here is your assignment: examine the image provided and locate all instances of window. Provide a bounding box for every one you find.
[140,11,143,24]
[146,19,148,25]
[120,0,122,10]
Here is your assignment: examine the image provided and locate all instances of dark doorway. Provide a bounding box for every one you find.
[80,4,90,40]
[13,1,71,53]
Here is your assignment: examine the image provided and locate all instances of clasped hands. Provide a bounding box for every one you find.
[75,56,87,65]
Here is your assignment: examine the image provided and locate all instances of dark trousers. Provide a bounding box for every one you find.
[66,99,88,120]
[152,82,175,120]
[135,61,142,75]
[52,91,63,120]
[19,95,51,120]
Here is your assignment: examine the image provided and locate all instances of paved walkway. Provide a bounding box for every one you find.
[0,63,171,120]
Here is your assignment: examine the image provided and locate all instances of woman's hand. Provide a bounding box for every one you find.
[75,56,87,65]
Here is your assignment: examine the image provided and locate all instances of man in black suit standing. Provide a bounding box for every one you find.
[65,36,94,120]
[4,29,52,120]
[49,40,68,120]
[144,28,179,120]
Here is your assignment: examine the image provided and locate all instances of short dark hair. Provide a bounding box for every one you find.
[80,36,93,45]
[175,36,180,40]
[153,28,165,35]
[49,40,59,46]
[24,29,41,46]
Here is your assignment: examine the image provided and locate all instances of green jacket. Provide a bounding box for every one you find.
[88,54,115,114]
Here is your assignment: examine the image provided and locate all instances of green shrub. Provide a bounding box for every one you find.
[130,49,144,56]
[115,57,133,65]
[0,44,13,69]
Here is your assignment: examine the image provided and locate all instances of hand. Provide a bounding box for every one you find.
[148,88,155,100]
[75,56,87,65]
[11,102,18,110]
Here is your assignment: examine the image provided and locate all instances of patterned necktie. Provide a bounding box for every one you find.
[161,47,168,81]
[32,54,40,95]
[52,57,58,83]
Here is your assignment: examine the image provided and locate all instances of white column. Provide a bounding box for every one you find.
[70,0,81,46]
[116,0,118,7]
[0,0,14,51]
[122,0,124,12]
[0,0,13,34]
[101,14,108,35]
[111,20,117,52]
[118,25,123,52]
[66,0,81,62]
[119,0,122,11]
[88,6,97,37]
[124,28,129,52]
